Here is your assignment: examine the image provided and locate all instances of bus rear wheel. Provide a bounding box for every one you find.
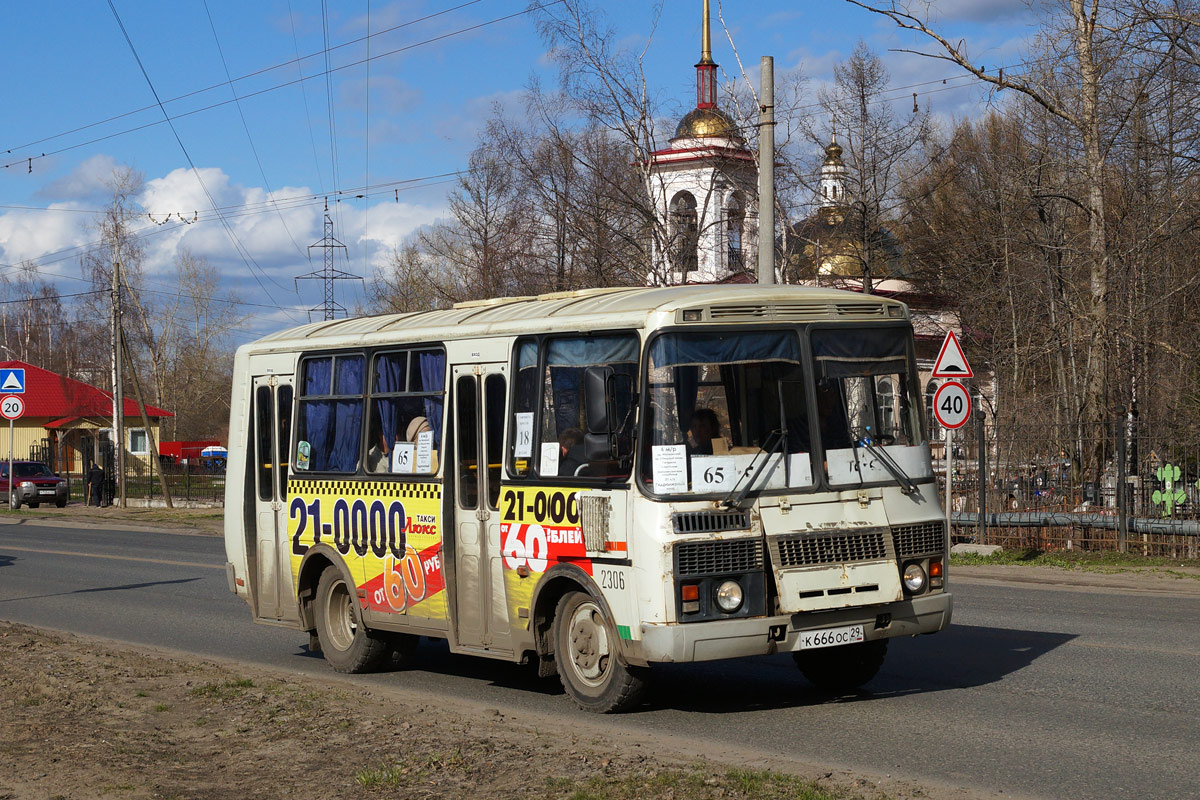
[314,566,390,673]
[552,590,647,713]
[794,639,887,692]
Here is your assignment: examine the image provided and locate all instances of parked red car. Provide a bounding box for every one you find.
[1,461,68,509]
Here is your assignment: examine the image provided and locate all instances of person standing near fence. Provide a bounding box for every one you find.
[87,463,104,507]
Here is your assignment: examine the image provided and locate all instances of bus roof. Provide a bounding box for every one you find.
[245,284,905,352]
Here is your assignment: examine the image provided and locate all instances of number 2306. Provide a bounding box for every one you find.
[598,568,625,590]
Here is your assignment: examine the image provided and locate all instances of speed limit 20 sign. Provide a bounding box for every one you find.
[0,395,24,420]
[932,381,970,429]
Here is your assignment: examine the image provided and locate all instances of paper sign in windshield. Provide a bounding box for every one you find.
[540,442,560,476]
[691,456,736,492]
[514,413,534,458]
[415,430,434,473]
[652,445,688,493]
[391,442,415,473]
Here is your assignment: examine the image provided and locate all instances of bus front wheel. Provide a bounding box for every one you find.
[552,590,647,713]
[794,639,887,692]
[314,566,390,673]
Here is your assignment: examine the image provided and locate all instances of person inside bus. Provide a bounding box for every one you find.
[687,407,721,456]
[405,415,437,473]
[558,427,586,476]
[366,409,390,472]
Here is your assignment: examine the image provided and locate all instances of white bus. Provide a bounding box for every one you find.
[224,285,952,712]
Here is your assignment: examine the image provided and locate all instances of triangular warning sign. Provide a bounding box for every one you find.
[932,330,973,378]
[0,371,23,392]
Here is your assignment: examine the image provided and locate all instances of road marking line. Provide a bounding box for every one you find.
[0,545,222,570]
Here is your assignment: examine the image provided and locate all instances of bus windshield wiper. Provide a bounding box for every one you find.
[722,428,785,510]
[854,427,917,495]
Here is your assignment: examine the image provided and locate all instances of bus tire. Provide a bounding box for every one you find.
[552,590,647,713]
[314,565,389,673]
[794,639,887,692]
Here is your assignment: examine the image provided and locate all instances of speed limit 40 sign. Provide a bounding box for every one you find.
[0,395,24,420]
[933,381,970,429]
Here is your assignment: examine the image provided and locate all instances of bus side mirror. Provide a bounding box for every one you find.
[584,366,614,435]
[584,366,616,462]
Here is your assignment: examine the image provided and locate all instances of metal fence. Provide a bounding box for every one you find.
[939,414,1200,557]
[33,439,225,507]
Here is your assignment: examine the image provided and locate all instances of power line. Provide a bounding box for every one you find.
[2,0,491,158]
[105,0,300,318]
[4,1,563,173]
[202,0,308,261]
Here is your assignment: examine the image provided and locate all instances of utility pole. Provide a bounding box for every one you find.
[297,201,360,320]
[110,259,126,508]
[757,56,775,285]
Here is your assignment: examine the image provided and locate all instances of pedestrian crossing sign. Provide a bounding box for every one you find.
[0,368,25,394]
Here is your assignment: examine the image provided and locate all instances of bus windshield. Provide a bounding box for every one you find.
[643,330,813,496]
[811,326,929,487]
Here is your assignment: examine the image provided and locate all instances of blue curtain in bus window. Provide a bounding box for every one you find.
[650,331,800,367]
[546,336,638,367]
[418,351,445,446]
[375,354,405,445]
[305,357,332,394]
[811,329,906,377]
[331,399,363,471]
[549,366,581,432]
[302,401,333,470]
[301,358,333,470]
[329,356,364,472]
[673,366,699,435]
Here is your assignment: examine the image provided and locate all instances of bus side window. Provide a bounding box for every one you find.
[277,384,293,498]
[456,376,479,510]
[295,354,365,473]
[484,373,506,510]
[507,339,538,477]
[368,349,445,475]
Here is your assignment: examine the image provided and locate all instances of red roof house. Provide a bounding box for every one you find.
[0,360,173,474]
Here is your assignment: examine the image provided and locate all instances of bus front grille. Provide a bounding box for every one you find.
[771,529,888,568]
[676,539,763,578]
[672,509,751,534]
[892,522,946,557]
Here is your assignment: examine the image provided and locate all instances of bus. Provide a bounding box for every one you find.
[224,284,952,712]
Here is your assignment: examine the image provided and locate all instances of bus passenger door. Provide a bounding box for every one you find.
[251,375,296,622]
[450,364,512,654]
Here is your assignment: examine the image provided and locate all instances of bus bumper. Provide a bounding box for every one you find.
[636,592,952,664]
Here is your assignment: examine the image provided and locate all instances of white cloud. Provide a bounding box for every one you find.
[0,160,446,328]
[34,154,123,203]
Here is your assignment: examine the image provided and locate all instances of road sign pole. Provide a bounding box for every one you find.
[8,418,12,510]
[945,427,952,538]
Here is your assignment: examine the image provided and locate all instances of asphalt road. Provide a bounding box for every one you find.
[1,520,1197,800]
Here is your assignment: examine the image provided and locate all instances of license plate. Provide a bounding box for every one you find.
[38,489,54,495]
[798,624,865,650]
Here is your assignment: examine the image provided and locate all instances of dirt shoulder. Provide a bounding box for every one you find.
[0,621,986,800]
[0,504,224,536]
[951,562,1200,595]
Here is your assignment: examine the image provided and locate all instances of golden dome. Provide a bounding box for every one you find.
[823,140,844,165]
[674,107,743,143]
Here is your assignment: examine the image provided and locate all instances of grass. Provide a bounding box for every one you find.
[189,678,255,700]
[544,766,852,800]
[951,547,1200,578]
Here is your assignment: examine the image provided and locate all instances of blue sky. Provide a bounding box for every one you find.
[0,1,1039,344]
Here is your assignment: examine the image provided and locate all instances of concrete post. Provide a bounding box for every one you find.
[757,56,775,284]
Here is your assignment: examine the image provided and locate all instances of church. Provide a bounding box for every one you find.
[643,1,978,443]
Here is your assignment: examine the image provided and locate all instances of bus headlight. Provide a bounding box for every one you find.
[714,580,744,612]
[902,563,927,593]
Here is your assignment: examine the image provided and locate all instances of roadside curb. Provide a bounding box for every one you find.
[0,512,220,537]
[951,563,1200,596]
